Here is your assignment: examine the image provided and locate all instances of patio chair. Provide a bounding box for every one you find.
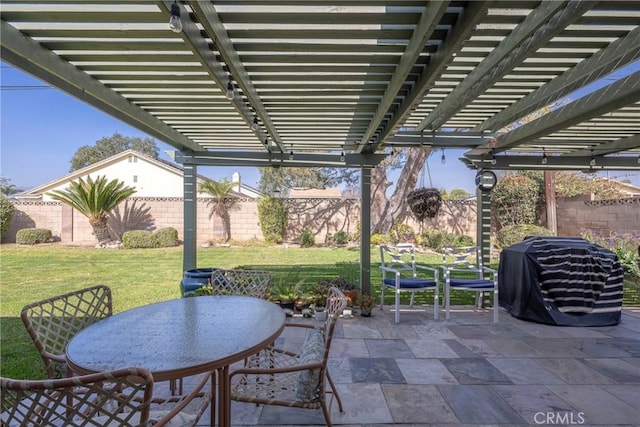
[441,246,498,323]
[20,285,113,379]
[380,244,439,323]
[0,367,212,427]
[229,286,347,427]
[210,268,271,298]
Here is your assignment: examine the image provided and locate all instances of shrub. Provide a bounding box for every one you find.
[370,233,388,245]
[390,222,415,244]
[122,227,179,248]
[257,197,286,244]
[153,227,179,247]
[0,197,14,239]
[122,230,155,248]
[327,230,350,246]
[491,174,541,228]
[300,229,315,247]
[581,230,640,279]
[496,224,555,249]
[417,228,474,252]
[16,228,52,245]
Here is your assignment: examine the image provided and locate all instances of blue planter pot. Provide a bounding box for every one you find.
[180,268,217,297]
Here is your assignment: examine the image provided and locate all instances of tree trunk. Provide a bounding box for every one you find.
[371,148,431,233]
[90,217,112,244]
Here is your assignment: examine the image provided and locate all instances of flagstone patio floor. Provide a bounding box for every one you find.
[194,305,640,426]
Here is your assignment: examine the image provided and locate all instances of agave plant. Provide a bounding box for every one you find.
[48,175,136,244]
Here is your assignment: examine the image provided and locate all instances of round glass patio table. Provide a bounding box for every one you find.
[66,296,285,427]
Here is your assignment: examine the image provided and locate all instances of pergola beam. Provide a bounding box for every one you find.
[364,1,490,153]
[467,72,640,156]
[475,25,640,133]
[0,19,201,152]
[416,0,597,132]
[562,134,640,157]
[187,1,284,153]
[355,1,450,153]
[465,155,640,171]
[172,151,386,168]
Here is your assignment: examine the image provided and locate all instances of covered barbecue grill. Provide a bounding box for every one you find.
[498,236,623,326]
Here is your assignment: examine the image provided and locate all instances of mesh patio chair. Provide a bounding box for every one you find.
[0,367,212,427]
[380,244,439,323]
[21,285,113,379]
[210,268,271,298]
[230,287,347,427]
[441,246,498,323]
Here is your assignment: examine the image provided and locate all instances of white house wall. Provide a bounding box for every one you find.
[41,154,205,201]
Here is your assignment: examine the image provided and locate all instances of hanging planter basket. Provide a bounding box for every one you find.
[407,188,442,222]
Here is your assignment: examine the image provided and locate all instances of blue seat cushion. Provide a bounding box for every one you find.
[449,278,494,289]
[383,278,437,289]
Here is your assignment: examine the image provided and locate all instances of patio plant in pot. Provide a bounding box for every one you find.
[356,294,376,317]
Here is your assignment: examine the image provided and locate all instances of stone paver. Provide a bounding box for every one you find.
[196,306,639,426]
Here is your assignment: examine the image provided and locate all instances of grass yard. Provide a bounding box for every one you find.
[1,244,638,380]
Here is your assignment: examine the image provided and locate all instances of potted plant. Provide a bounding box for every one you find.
[356,294,376,317]
[407,187,442,222]
[317,276,359,306]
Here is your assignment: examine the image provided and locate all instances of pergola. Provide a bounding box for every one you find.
[2,1,639,292]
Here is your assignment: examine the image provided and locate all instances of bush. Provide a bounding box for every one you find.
[122,230,155,248]
[417,228,474,252]
[300,229,315,247]
[0,197,14,239]
[491,174,541,228]
[581,230,640,279]
[122,227,179,248]
[16,228,52,245]
[153,227,179,247]
[390,222,415,244]
[370,233,388,245]
[257,197,287,244]
[496,224,555,249]
[327,230,350,246]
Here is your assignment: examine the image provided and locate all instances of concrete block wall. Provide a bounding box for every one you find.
[556,196,640,237]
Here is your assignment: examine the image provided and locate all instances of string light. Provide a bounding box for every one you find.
[340,151,345,162]
[251,116,259,131]
[226,79,234,100]
[541,149,548,165]
[289,150,294,160]
[490,150,497,166]
[168,1,182,33]
[441,148,446,164]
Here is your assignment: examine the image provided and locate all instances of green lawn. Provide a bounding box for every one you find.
[1,244,638,380]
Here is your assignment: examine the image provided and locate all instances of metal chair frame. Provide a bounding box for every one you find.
[380,244,439,323]
[441,246,499,323]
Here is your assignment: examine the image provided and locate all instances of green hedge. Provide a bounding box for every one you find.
[16,228,52,245]
[496,224,555,249]
[122,227,179,249]
[0,197,14,239]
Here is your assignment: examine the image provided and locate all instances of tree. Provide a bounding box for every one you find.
[371,148,431,233]
[441,188,472,200]
[199,179,237,242]
[48,175,136,244]
[70,132,159,171]
[0,177,19,196]
[258,167,359,197]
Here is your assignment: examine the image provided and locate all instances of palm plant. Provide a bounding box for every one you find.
[48,175,136,244]
[199,178,237,242]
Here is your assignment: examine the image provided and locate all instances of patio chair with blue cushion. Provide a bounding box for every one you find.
[441,245,498,323]
[0,367,212,427]
[380,244,439,324]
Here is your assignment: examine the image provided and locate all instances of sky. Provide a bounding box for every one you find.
[0,63,480,193]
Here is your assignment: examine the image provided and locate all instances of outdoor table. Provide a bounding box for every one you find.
[66,295,285,427]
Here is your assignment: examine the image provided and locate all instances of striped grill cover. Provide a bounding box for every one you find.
[499,237,623,326]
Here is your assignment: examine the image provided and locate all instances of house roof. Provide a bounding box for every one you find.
[19,149,261,198]
[1,2,638,172]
